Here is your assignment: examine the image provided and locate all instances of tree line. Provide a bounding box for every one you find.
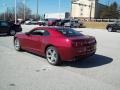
[0,2,41,21]
[100,2,120,19]
[0,1,120,21]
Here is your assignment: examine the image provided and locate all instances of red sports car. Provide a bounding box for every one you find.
[14,27,96,65]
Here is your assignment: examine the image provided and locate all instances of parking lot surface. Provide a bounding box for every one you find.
[0,25,120,90]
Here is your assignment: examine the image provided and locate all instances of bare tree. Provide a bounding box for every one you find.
[0,7,15,21]
[0,2,31,21]
[17,2,31,20]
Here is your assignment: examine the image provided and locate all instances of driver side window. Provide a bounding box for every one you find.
[30,30,49,36]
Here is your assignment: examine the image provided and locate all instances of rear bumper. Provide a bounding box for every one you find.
[58,45,96,61]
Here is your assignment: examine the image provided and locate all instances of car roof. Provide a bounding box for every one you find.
[33,26,70,31]
[32,26,70,36]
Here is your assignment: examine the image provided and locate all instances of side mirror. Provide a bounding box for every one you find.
[25,32,30,36]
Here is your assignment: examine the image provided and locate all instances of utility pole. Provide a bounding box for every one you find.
[58,0,61,18]
[7,7,9,20]
[3,0,6,21]
[71,0,73,18]
[36,0,39,20]
[23,0,26,20]
[89,0,94,20]
[15,0,17,24]
[89,2,93,20]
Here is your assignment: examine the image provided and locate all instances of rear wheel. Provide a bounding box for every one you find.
[14,38,22,51]
[9,30,16,36]
[46,46,61,65]
[107,27,113,32]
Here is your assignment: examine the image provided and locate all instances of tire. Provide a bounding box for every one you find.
[107,27,113,32]
[9,30,16,36]
[46,46,61,65]
[14,38,22,51]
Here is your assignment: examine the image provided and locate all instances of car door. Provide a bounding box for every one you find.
[20,33,33,51]
[27,29,49,55]
[0,21,10,34]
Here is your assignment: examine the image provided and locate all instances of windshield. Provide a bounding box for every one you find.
[57,28,83,37]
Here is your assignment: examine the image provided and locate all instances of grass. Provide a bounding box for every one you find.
[84,22,108,29]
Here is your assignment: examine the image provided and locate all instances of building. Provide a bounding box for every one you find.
[71,0,106,19]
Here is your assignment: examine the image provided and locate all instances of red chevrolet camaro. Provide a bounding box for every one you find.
[14,27,96,65]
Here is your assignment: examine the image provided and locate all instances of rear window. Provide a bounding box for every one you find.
[57,28,83,37]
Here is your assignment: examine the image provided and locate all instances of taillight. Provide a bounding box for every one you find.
[73,42,78,47]
[71,38,96,48]
[72,42,83,47]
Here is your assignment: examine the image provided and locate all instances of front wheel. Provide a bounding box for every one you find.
[14,38,22,51]
[107,27,113,32]
[46,46,61,65]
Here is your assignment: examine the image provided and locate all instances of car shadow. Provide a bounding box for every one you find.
[0,34,11,37]
[18,50,113,68]
[62,54,113,68]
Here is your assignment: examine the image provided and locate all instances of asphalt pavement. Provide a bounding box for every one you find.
[0,25,120,90]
